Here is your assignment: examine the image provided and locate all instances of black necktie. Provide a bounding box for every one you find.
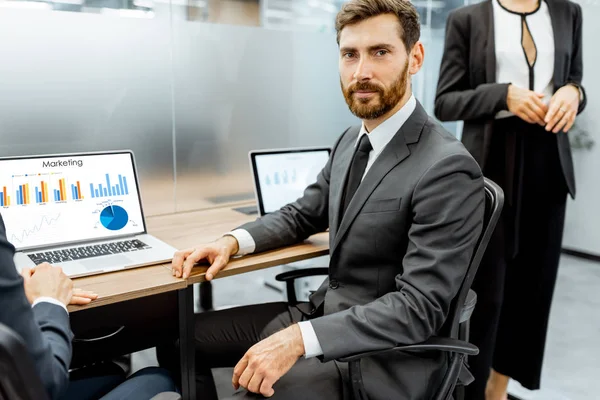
[341,134,373,217]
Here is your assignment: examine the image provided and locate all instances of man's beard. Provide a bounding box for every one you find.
[342,61,409,120]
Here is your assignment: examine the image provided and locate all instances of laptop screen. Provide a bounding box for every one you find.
[0,152,146,251]
[251,148,330,215]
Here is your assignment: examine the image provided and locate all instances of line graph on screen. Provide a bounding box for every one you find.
[10,213,61,245]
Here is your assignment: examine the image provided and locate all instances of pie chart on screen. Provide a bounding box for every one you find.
[100,205,129,231]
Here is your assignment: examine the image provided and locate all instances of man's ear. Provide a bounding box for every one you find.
[409,41,425,75]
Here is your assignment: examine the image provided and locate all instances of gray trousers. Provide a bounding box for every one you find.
[159,302,344,400]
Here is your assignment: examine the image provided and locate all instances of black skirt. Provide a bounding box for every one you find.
[466,116,569,398]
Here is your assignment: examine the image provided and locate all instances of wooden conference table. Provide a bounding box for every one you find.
[67,203,330,400]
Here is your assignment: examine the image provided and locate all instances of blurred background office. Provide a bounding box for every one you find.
[0,0,597,399]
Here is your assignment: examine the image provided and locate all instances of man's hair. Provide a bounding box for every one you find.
[335,0,420,51]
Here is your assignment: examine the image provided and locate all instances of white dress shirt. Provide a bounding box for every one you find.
[32,296,68,314]
[493,0,555,119]
[228,95,416,358]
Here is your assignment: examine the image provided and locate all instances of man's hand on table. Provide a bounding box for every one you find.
[21,262,98,306]
[171,235,239,280]
[69,288,99,305]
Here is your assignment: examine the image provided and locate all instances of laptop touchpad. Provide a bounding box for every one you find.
[80,255,133,270]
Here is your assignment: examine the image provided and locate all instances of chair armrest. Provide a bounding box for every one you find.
[338,337,479,363]
[275,267,328,282]
[275,267,328,305]
[150,392,182,400]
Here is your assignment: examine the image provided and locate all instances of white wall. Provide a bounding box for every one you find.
[562,0,600,255]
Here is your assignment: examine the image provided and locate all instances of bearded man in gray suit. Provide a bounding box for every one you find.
[169,1,485,399]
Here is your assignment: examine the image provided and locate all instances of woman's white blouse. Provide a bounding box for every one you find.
[493,0,555,119]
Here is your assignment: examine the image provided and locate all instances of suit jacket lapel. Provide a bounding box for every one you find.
[330,127,359,238]
[331,102,428,255]
[481,0,497,172]
[544,0,564,90]
[485,0,496,84]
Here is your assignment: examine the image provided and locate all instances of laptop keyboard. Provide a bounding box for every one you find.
[27,239,151,265]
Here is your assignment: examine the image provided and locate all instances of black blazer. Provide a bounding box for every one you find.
[0,215,73,400]
[434,0,586,198]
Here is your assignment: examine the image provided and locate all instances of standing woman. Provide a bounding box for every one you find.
[435,0,586,399]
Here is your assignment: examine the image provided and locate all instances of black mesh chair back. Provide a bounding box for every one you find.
[445,178,504,338]
[0,323,49,400]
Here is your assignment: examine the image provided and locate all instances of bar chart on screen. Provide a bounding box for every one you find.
[1,185,11,207]
[89,173,129,199]
[1,174,55,206]
[2,164,137,207]
[1,174,86,206]
[50,178,84,202]
[51,177,70,202]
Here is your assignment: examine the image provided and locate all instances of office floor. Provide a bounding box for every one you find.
[507,255,599,400]
[131,255,598,399]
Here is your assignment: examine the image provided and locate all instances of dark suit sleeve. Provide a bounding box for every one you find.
[434,10,510,122]
[0,215,73,400]
[567,2,586,114]
[310,153,485,361]
[237,128,351,253]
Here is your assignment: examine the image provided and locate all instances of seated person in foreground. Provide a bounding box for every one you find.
[0,214,178,400]
[165,0,485,399]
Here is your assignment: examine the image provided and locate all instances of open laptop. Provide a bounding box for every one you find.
[2,151,177,278]
[248,147,331,216]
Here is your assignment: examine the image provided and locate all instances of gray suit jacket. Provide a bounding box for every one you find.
[239,102,485,399]
[435,0,586,199]
[0,214,73,400]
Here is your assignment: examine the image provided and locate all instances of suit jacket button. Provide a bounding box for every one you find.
[329,280,339,289]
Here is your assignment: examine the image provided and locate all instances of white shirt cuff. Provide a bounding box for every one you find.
[226,229,256,255]
[32,297,68,314]
[298,321,324,358]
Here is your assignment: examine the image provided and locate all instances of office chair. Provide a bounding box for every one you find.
[275,177,504,400]
[0,323,49,400]
[0,323,181,400]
